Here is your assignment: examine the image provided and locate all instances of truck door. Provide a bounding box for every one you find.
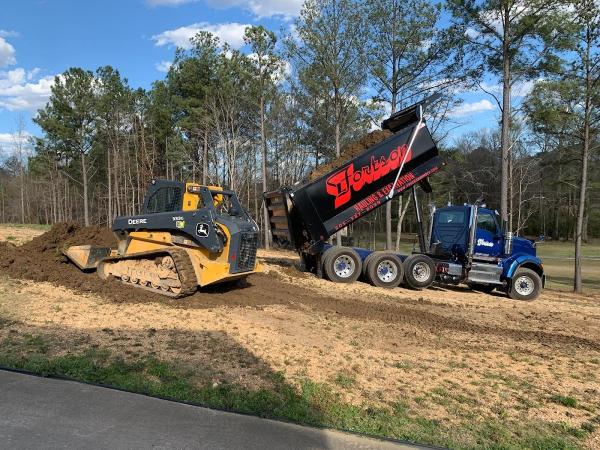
[474,211,503,257]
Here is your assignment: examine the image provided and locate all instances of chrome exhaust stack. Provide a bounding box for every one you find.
[504,231,513,256]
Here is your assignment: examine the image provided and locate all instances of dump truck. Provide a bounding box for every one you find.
[64,181,260,297]
[265,96,545,300]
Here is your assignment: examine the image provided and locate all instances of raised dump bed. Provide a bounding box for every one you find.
[265,98,441,256]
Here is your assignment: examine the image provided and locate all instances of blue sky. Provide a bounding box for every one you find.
[0,0,523,155]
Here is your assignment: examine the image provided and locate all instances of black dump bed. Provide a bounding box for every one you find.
[265,98,442,254]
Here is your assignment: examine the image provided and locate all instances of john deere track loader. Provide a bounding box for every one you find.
[64,180,261,298]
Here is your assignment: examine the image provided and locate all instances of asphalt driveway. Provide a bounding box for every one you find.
[0,369,431,450]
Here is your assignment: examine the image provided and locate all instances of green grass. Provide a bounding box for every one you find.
[536,241,600,259]
[333,372,356,388]
[0,332,591,450]
[535,242,600,292]
[550,395,578,408]
[0,223,51,231]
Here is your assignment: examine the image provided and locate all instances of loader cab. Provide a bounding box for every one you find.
[143,181,249,219]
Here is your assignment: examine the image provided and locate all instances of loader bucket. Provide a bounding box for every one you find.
[63,245,111,270]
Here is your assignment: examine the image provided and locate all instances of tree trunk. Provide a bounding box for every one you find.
[202,131,208,185]
[574,28,592,294]
[386,93,398,250]
[574,126,589,293]
[500,5,511,227]
[19,164,25,224]
[395,194,412,251]
[107,142,112,225]
[260,95,271,249]
[81,152,89,226]
[335,119,342,246]
[554,160,562,240]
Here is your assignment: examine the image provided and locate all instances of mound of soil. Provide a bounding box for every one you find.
[309,129,393,181]
[0,223,116,288]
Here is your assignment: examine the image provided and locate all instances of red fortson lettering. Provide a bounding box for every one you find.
[325,144,411,209]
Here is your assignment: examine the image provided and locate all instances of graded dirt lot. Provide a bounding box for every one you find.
[1,225,599,449]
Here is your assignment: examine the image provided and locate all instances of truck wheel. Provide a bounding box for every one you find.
[403,254,436,290]
[468,283,497,294]
[366,252,404,288]
[361,252,377,279]
[322,247,362,283]
[508,268,541,301]
[320,247,337,280]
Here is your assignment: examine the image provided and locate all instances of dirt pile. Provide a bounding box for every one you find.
[0,223,116,288]
[309,129,393,181]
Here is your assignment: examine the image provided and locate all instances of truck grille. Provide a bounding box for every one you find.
[236,232,258,272]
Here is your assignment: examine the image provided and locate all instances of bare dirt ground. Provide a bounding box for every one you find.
[1,225,599,448]
[0,224,49,245]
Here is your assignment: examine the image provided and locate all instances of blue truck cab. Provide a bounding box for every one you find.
[428,204,545,300]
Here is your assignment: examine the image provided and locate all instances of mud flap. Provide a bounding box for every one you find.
[63,245,111,270]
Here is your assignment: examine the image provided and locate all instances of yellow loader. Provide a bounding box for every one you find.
[64,180,261,298]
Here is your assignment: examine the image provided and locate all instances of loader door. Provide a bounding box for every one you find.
[143,181,185,214]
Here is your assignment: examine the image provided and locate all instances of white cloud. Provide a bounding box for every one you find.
[205,0,303,18]
[146,0,197,6]
[0,30,19,38]
[152,22,250,49]
[449,99,495,118]
[512,79,538,98]
[0,37,16,68]
[0,131,32,156]
[476,78,540,98]
[0,68,56,112]
[155,60,173,73]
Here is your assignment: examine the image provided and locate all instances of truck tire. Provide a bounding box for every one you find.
[467,283,497,294]
[403,254,436,290]
[508,268,541,301]
[361,252,377,279]
[365,252,404,288]
[322,247,362,283]
[320,247,337,280]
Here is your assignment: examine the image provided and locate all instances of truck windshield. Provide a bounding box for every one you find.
[437,210,466,224]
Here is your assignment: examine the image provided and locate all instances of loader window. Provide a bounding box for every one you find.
[146,186,182,213]
[210,191,244,218]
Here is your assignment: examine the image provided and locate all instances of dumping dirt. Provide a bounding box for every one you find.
[309,129,393,181]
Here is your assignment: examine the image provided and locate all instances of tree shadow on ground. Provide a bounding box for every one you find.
[0,320,335,448]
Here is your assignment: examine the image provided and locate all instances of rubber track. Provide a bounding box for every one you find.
[101,247,198,298]
[167,248,198,298]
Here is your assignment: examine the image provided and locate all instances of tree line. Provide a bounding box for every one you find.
[0,0,598,291]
